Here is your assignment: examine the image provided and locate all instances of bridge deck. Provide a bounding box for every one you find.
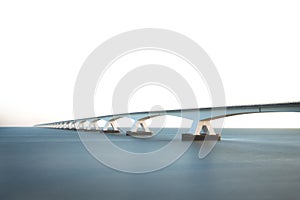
[37,102,300,126]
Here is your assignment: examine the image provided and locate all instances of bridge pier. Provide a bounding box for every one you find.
[82,120,92,131]
[182,120,221,141]
[102,120,120,133]
[126,120,153,136]
[75,120,86,130]
[68,121,76,130]
[59,123,64,129]
[65,122,69,129]
[89,119,101,131]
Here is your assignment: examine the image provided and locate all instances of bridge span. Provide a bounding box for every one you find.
[36,102,300,140]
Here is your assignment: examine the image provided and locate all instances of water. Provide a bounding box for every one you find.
[1,127,300,200]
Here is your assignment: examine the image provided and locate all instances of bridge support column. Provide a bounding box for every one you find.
[75,120,86,130]
[102,120,120,133]
[64,122,69,129]
[126,120,153,136]
[84,121,92,131]
[89,119,101,131]
[182,120,221,141]
[71,122,76,130]
[68,121,75,130]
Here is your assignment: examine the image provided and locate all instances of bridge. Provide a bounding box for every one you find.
[35,102,300,140]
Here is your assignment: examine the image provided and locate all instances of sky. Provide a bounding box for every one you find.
[0,0,300,128]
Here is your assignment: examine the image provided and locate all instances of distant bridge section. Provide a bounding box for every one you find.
[36,102,300,140]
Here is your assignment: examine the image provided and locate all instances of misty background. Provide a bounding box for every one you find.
[0,1,299,128]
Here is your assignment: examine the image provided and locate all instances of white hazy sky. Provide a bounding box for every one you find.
[0,0,300,128]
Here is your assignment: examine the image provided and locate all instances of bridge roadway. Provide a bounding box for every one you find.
[36,102,300,140]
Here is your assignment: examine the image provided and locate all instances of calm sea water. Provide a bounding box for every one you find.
[1,127,300,200]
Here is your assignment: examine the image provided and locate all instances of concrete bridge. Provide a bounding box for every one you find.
[35,102,300,140]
